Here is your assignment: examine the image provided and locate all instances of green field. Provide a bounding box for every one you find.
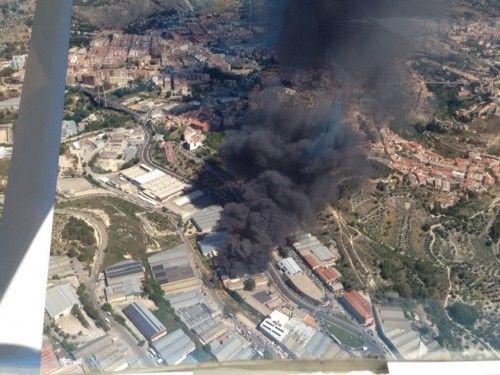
[327,324,364,348]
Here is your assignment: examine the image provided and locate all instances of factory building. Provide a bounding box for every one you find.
[339,291,374,326]
[314,266,341,287]
[104,259,144,286]
[259,310,343,360]
[104,277,142,303]
[259,310,290,342]
[192,318,228,344]
[122,302,167,342]
[197,231,228,257]
[148,245,200,293]
[291,233,338,266]
[287,273,325,305]
[190,205,223,233]
[74,335,131,373]
[45,284,79,321]
[151,329,196,365]
[277,257,302,277]
[120,165,186,203]
[209,332,255,362]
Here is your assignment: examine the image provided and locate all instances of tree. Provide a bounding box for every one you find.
[243,278,256,291]
[447,302,479,328]
[278,247,289,258]
[101,303,112,312]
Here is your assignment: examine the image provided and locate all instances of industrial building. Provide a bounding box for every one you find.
[209,332,255,362]
[197,232,228,257]
[120,165,186,203]
[104,277,142,303]
[277,257,302,277]
[45,284,79,320]
[314,266,341,287]
[177,303,214,329]
[259,310,291,342]
[74,335,131,373]
[373,304,449,360]
[47,256,74,279]
[122,302,167,342]
[192,318,228,344]
[148,245,200,293]
[339,291,374,326]
[151,329,196,365]
[291,234,338,266]
[287,273,325,304]
[190,205,223,232]
[104,259,144,286]
[259,310,342,360]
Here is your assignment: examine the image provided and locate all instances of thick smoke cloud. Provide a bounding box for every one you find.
[217,0,446,275]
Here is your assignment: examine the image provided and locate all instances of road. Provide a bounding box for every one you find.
[73,84,388,359]
[267,265,387,356]
[176,227,280,358]
[55,207,155,367]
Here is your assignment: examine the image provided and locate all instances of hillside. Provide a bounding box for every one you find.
[73,0,193,29]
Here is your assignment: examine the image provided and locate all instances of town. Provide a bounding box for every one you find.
[0,0,498,372]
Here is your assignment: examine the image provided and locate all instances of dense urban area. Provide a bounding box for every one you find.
[0,0,498,372]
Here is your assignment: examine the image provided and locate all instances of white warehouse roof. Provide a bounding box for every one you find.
[45,284,79,319]
[277,257,302,277]
[133,169,165,185]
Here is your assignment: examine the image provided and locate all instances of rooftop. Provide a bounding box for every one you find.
[122,302,166,341]
[152,329,196,365]
[45,284,79,319]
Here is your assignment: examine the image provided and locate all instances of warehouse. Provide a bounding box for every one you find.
[139,173,186,202]
[209,332,255,362]
[45,284,79,320]
[277,257,302,277]
[151,329,195,365]
[104,277,142,303]
[192,318,228,344]
[259,310,290,342]
[339,291,374,326]
[190,205,223,232]
[314,266,341,286]
[197,232,228,257]
[177,303,214,329]
[74,336,131,372]
[122,302,167,342]
[287,273,325,304]
[148,245,200,293]
[292,234,336,265]
[104,259,144,286]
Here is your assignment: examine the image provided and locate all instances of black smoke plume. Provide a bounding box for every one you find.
[217,0,447,275]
